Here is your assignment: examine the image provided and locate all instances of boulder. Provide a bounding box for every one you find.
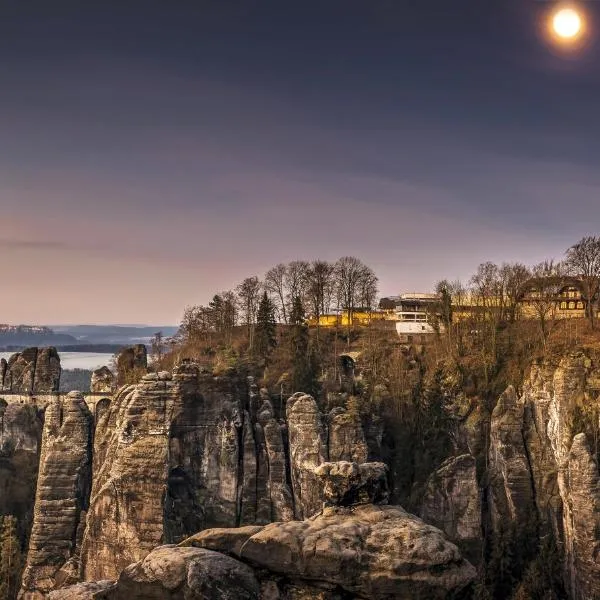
[110,546,260,600]
[192,504,476,599]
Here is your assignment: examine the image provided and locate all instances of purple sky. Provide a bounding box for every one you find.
[2,1,600,324]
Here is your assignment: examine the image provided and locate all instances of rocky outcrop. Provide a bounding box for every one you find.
[80,371,183,581]
[184,504,476,599]
[111,546,260,600]
[115,345,147,385]
[488,386,535,530]
[420,454,481,563]
[1,357,7,388]
[20,392,94,599]
[327,406,368,463]
[80,364,297,583]
[489,353,600,597]
[314,461,388,507]
[564,433,600,600]
[286,393,326,519]
[0,347,61,393]
[58,504,476,600]
[0,402,43,564]
[90,367,116,394]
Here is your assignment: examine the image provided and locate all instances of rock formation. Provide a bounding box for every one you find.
[90,367,116,394]
[79,364,298,583]
[420,454,481,564]
[564,433,600,600]
[488,385,535,529]
[115,345,147,385]
[0,402,43,548]
[19,392,94,599]
[0,347,61,393]
[29,348,600,599]
[286,392,326,519]
[487,352,600,597]
[314,460,389,506]
[59,505,476,600]
[327,406,368,463]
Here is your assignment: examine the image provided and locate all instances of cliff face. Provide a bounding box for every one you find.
[24,362,395,593]
[19,392,93,599]
[0,401,43,542]
[0,347,61,393]
[485,352,600,599]
[79,365,297,582]
[19,350,600,599]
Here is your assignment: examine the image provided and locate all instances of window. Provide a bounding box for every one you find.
[577,301,584,309]
[569,301,576,309]
[560,301,567,310]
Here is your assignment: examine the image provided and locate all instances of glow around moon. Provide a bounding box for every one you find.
[553,8,582,39]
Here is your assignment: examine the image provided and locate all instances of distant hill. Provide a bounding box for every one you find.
[0,325,78,348]
[0,324,178,351]
[51,325,179,345]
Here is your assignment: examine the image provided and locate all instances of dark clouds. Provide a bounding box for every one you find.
[0,0,599,323]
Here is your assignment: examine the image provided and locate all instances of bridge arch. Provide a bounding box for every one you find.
[94,397,111,422]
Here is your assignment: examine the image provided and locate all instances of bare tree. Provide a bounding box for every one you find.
[264,264,289,323]
[284,261,310,315]
[528,260,564,347]
[334,257,377,326]
[357,265,379,315]
[236,276,262,349]
[469,262,506,386]
[565,236,600,329]
[179,305,212,343]
[500,262,531,323]
[305,260,335,323]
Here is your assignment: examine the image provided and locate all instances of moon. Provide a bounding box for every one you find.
[552,7,582,39]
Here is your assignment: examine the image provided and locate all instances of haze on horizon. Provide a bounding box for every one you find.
[2,0,600,325]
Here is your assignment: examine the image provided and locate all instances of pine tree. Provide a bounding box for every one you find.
[289,297,319,396]
[0,515,23,600]
[255,291,277,360]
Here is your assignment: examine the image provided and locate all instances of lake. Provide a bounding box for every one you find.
[0,351,115,371]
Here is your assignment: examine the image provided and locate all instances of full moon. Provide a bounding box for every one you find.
[552,8,582,39]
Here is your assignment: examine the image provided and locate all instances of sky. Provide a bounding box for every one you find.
[1,0,600,324]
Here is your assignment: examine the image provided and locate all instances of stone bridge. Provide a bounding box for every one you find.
[0,392,114,418]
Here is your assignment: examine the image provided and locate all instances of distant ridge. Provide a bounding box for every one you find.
[0,324,178,351]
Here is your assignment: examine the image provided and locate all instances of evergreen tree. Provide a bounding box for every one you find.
[255,291,277,360]
[0,515,23,600]
[289,296,319,395]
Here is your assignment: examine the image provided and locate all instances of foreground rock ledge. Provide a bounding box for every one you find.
[51,503,475,599]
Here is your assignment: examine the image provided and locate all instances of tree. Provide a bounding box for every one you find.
[565,236,600,329]
[469,262,505,385]
[289,296,319,396]
[208,291,237,339]
[305,260,335,328]
[150,331,164,366]
[284,261,310,316]
[264,264,289,323]
[435,280,454,332]
[529,260,564,348]
[500,262,531,323]
[0,515,23,600]
[255,291,277,360]
[179,305,212,343]
[334,257,377,326]
[236,276,262,350]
